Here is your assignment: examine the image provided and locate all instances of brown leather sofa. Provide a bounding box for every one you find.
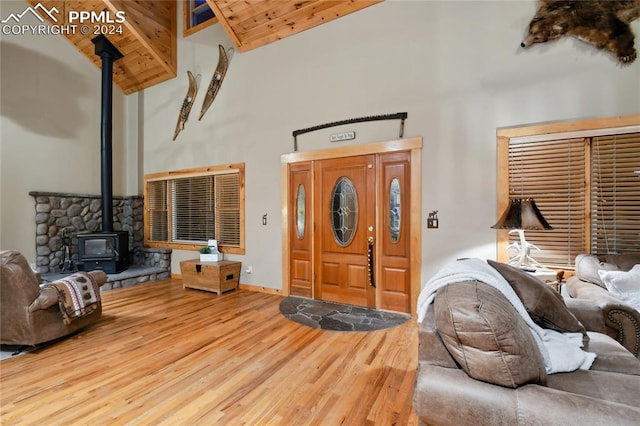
[414,261,640,425]
[1,250,107,346]
[564,253,640,358]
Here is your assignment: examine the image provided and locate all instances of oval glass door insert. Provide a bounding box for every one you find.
[389,178,401,243]
[330,177,358,247]
[296,184,305,239]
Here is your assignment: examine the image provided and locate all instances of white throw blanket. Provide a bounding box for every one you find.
[417,258,596,374]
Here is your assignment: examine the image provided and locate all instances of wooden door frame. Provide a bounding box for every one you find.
[281,137,422,315]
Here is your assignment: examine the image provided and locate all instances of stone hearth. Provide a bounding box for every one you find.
[29,191,171,288]
[29,191,144,273]
[42,263,171,292]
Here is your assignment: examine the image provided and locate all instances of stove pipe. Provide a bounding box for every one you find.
[92,35,123,233]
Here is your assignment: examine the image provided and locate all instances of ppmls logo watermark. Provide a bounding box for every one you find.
[1,3,125,36]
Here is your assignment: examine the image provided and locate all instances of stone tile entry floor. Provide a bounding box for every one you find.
[279,296,411,331]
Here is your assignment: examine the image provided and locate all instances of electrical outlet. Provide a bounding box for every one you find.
[245,266,253,274]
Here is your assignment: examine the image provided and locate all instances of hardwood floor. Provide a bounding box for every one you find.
[0,279,419,425]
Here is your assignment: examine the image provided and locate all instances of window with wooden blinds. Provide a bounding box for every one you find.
[498,116,640,270]
[508,138,587,268]
[144,164,245,254]
[591,133,640,254]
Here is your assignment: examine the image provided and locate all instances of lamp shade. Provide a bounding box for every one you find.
[491,198,552,230]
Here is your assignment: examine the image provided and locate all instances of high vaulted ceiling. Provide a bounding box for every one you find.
[207,0,381,53]
[25,0,381,94]
[25,0,177,95]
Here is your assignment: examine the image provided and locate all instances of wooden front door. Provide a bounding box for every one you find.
[288,162,313,298]
[283,137,421,314]
[314,155,376,308]
[377,151,411,312]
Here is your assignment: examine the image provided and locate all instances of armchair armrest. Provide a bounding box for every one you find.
[565,292,640,358]
[601,303,640,357]
[28,270,108,313]
[28,287,59,312]
[564,298,608,334]
[566,276,621,304]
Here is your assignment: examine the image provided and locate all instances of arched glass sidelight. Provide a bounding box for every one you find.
[296,184,305,239]
[330,177,358,247]
[389,178,401,243]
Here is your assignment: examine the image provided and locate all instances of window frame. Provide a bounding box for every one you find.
[496,115,640,270]
[183,0,218,37]
[144,163,245,254]
[505,136,588,268]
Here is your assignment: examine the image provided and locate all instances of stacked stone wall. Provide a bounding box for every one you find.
[29,191,145,273]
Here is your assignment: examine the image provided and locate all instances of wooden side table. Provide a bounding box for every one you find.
[526,269,564,292]
[180,259,241,295]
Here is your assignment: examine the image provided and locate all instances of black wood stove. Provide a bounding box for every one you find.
[78,231,128,274]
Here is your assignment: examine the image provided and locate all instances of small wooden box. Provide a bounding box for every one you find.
[180,259,241,295]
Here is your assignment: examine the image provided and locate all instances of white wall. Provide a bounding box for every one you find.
[142,1,640,289]
[2,1,639,289]
[0,0,134,261]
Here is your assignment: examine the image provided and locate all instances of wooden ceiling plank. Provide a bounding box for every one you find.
[24,0,176,94]
[238,1,381,51]
[206,0,244,49]
[209,0,381,52]
[112,60,171,92]
[106,0,176,76]
[215,0,259,18]
[233,1,332,35]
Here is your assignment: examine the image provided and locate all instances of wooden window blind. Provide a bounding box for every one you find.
[144,164,245,254]
[591,133,640,254]
[214,173,241,246]
[508,138,587,268]
[148,180,168,242]
[173,176,214,243]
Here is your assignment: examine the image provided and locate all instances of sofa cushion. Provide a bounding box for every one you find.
[488,260,585,335]
[434,281,547,388]
[585,331,640,375]
[546,369,640,409]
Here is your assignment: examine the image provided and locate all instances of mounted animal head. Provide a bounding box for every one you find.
[521,0,640,64]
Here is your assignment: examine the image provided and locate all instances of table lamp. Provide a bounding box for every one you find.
[492,198,552,269]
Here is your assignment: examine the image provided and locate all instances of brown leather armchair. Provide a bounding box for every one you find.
[1,250,107,346]
[565,253,640,357]
[414,279,640,425]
